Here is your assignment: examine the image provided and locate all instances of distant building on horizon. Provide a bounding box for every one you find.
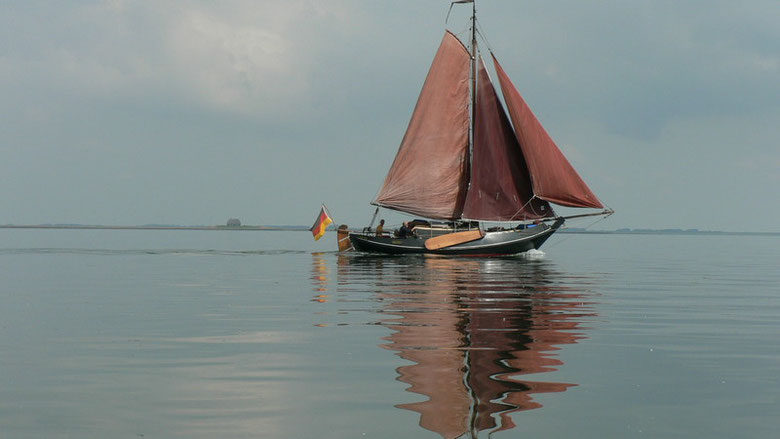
[226,218,241,227]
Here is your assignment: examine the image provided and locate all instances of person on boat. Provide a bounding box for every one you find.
[375,219,385,237]
[396,221,412,238]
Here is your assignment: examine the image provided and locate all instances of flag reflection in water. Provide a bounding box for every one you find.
[310,252,330,304]
[336,254,598,439]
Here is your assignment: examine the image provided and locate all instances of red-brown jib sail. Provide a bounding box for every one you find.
[493,55,604,209]
[373,31,471,220]
[462,58,553,221]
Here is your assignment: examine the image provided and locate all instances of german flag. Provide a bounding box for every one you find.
[310,205,333,241]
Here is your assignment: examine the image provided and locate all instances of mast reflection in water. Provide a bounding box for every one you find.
[334,254,599,439]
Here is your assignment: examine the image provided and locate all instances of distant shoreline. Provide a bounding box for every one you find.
[1,224,777,236]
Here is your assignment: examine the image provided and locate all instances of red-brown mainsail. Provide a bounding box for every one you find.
[373,31,471,220]
[462,58,553,221]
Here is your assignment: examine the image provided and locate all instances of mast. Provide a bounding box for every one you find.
[470,0,477,157]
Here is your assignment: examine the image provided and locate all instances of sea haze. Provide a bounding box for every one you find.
[0,230,778,438]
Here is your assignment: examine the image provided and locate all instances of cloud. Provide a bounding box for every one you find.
[488,0,780,140]
[1,1,354,118]
[158,0,359,117]
[165,8,300,114]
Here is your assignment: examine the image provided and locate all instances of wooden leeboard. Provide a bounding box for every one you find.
[424,230,485,250]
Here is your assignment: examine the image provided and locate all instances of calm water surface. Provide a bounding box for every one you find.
[0,230,778,438]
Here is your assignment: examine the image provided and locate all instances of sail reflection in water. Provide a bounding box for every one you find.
[335,254,598,439]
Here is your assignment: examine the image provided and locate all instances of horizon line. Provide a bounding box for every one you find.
[1,224,778,236]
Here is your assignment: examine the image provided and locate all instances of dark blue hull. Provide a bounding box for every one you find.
[349,219,563,255]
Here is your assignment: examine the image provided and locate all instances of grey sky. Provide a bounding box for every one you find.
[1,1,778,231]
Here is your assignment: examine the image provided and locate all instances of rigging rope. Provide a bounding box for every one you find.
[545,211,611,249]
[475,18,494,53]
[508,196,545,222]
[451,24,471,40]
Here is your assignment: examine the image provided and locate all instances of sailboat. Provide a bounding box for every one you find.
[345,1,612,255]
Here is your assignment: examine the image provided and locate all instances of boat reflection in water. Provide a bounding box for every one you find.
[335,254,598,439]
